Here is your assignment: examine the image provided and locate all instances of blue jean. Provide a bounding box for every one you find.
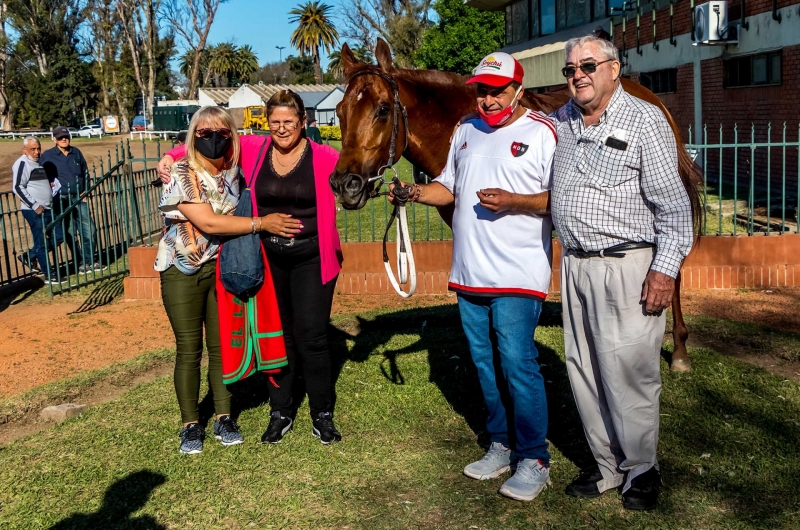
[54,195,97,266]
[21,208,63,277]
[457,294,550,463]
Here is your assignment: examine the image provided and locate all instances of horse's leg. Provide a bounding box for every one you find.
[436,204,454,229]
[670,272,691,372]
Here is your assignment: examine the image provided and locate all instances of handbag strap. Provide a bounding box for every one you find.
[247,138,269,188]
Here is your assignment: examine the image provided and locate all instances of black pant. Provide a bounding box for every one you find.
[264,238,337,417]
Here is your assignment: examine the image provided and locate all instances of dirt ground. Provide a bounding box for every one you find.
[0,137,167,192]
[1,285,799,399]
[0,288,456,398]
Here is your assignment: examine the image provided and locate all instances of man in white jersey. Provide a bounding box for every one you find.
[391,52,555,502]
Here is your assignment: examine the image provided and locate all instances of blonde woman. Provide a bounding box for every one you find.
[155,106,272,454]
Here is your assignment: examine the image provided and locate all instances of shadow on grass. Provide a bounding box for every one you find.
[324,301,594,463]
[48,470,166,529]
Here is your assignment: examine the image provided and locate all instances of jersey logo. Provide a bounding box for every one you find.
[459,141,468,151]
[510,142,528,157]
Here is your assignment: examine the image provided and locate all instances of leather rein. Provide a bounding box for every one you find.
[347,69,417,297]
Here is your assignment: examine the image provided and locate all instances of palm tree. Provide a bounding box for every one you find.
[327,50,343,79]
[234,45,259,85]
[289,1,339,84]
[208,42,237,86]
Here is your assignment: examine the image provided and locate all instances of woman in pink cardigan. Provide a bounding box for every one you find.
[159,90,344,445]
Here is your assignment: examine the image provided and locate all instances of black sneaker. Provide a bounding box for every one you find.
[622,467,661,511]
[213,415,244,446]
[261,411,293,444]
[17,253,41,273]
[312,411,341,445]
[179,423,205,454]
[565,465,605,499]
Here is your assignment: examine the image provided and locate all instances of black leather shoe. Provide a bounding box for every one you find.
[622,467,661,511]
[565,465,605,499]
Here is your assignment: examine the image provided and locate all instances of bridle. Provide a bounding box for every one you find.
[347,68,417,298]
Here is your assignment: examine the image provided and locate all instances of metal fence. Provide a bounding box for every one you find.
[688,123,800,236]
[2,125,798,294]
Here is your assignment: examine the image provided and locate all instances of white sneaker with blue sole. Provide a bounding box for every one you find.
[498,458,551,501]
[463,442,512,480]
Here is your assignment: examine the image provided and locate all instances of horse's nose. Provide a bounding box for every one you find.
[343,174,365,195]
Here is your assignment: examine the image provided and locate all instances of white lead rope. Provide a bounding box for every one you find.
[382,203,416,298]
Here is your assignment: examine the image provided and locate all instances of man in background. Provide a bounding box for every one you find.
[12,136,63,283]
[306,119,323,144]
[40,126,103,273]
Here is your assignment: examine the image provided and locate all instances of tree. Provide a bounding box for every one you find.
[289,1,339,85]
[115,0,163,123]
[207,41,236,86]
[161,0,228,97]
[339,0,432,68]
[415,0,503,74]
[233,44,258,84]
[328,43,372,80]
[0,1,9,130]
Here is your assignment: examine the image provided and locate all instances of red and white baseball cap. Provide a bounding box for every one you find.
[466,52,524,87]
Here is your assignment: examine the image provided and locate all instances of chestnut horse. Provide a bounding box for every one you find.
[330,39,702,372]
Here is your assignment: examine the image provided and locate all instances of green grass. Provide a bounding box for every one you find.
[682,314,800,362]
[1,303,799,529]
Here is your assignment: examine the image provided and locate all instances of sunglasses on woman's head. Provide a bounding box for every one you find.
[195,127,232,139]
[561,58,615,79]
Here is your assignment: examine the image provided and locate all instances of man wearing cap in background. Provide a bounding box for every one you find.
[390,52,556,502]
[40,126,102,273]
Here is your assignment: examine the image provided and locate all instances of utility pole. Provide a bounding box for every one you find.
[276,46,286,62]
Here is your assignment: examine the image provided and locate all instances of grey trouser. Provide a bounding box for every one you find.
[561,247,666,492]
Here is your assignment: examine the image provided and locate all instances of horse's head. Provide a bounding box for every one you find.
[330,39,408,210]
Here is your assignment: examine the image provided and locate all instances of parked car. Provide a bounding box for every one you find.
[77,125,102,138]
[131,115,150,131]
[67,127,79,138]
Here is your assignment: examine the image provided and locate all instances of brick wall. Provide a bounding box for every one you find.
[612,0,798,51]
[125,237,800,300]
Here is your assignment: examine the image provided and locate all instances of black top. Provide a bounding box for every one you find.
[255,141,318,239]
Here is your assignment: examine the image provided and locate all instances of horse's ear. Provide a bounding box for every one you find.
[375,38,395,73]
[341,43,358,75]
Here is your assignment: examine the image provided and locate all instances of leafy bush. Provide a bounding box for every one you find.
[319,125,341,140]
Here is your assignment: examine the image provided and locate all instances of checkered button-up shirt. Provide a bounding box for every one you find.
[550,84,693,278]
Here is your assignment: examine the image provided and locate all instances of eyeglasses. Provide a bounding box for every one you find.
[268,121,300,131]
[561,59,615,79]
[55,136,70,141]
[195,127,232,139]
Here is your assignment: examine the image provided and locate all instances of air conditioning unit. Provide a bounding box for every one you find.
[694,1,738,45]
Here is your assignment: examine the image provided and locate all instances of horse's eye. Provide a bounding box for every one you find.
[377,104,390,117]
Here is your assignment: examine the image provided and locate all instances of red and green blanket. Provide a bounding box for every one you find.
[216,247,287,384]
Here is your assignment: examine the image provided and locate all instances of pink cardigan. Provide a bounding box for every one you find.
[166,136,343,284]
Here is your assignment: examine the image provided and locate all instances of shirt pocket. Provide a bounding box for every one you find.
[589,141,641,187]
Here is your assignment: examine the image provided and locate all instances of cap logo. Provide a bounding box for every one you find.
[481,56,503,70]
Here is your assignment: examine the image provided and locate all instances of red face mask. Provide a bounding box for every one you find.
[476,86,523,127]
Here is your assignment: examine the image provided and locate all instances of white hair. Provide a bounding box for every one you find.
[565,35,619,63]
[22,136,40,148]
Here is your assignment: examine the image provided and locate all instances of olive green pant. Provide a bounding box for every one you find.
[161,262,231,423]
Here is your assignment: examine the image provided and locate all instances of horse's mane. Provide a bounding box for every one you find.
[345,64,469,91]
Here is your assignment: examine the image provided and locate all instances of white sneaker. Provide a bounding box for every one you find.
[463,442,512,480]
[499,458,551,501]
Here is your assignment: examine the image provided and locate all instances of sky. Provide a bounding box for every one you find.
[204,0,347,70]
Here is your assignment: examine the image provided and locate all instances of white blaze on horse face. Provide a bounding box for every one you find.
[357,91,364,102]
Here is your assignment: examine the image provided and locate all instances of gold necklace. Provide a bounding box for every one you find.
[273,140,306,168]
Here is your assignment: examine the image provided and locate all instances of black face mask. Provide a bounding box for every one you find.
[194,132,232,160]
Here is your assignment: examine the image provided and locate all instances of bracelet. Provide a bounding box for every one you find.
[251,217,256,234]
[408,184,422,203]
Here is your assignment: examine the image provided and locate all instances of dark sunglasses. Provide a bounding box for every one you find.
[561,59,615,79]
[195,127,232,139]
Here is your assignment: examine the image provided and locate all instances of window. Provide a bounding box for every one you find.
[724,51,782,88]
[639,69,677,94]
[541,0,556,35]
[505,0,530,45]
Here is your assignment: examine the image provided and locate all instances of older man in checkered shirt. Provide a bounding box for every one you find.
[550,35,693,511]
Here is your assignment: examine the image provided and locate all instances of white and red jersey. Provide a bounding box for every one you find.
[435,109,556,299]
